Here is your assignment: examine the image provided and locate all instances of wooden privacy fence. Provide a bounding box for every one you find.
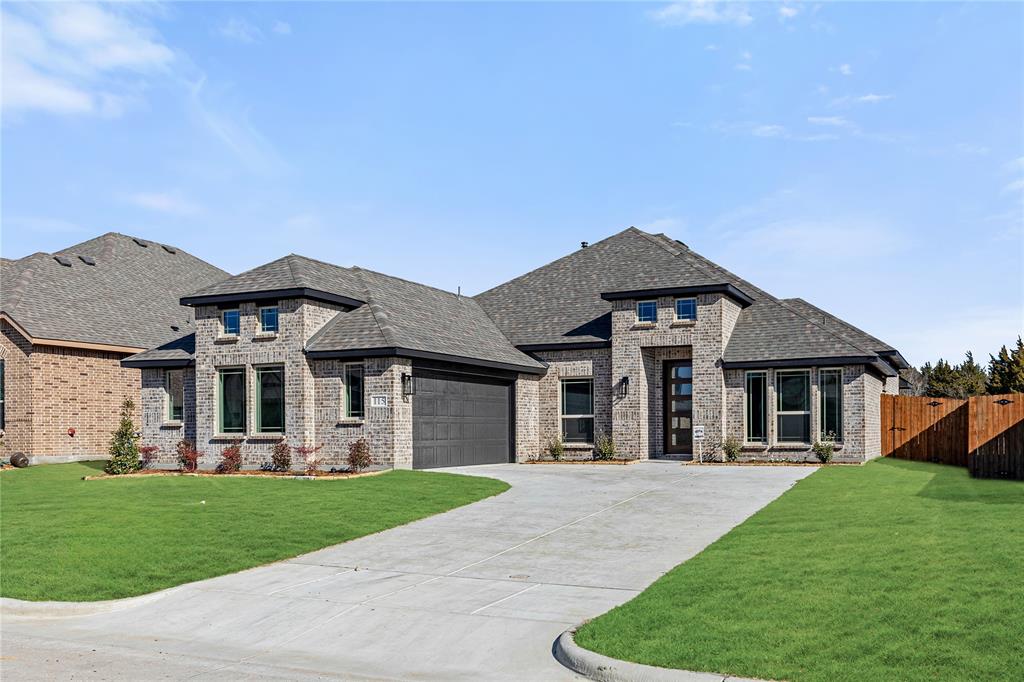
[881,393,1024,479]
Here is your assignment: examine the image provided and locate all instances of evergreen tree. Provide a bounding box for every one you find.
[958,352,988,397]
[925,359,960,398]
[106,398,141,475]
[989,336,1024,394]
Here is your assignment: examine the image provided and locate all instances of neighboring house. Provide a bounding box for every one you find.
[125,227,908,469]
[0,233,229,462]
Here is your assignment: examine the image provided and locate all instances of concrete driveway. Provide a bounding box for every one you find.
[2,462,813,681]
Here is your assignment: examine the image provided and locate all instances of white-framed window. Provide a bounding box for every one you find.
[744,370,767,444]
[222,309,240,336]
[636,300,657,323]
[819,368,843,441]
[165,369,184,422]
[256,365,285,433]
[218,367,246,433]
[775,369,810,443]
[675,297,697,321]
[259,306,279,333]
[560,378,594,443]
[344,363,365,419]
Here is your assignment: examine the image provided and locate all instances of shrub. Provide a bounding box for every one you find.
[217,440,243,474]
[296,443,325,475]
[348,438,372,472]
[139,445,159,469]
[271,441,292,472]
[812,433,836,464]
[176,440,200,473]
[723,436,742,462]
[593,433,617,461]
[106,399,141,475]
[547,435,564,461]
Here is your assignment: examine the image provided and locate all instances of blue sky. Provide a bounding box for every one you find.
[2,1,1022,367]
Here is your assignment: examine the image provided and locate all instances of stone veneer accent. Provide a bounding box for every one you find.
[1,320,141,461]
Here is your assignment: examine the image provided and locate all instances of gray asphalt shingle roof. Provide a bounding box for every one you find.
[1,233,228,350]
[122,333,196,366]
[182,254,366,304]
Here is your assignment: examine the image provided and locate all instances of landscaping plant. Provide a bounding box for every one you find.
[547,434,564,461]
[723,436,742,462]
[271,441,292,472]
[593,433,617,460]
[176,440,200,473]
[217,440,243,474]
[348,438,372,472]
[812,432,836,463]
[139,445,159,469]
[105,398,141,475]
[296,443,324,475]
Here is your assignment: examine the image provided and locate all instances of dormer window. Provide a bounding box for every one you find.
[222,309,240,336]
[260,306,279,333]
[636,300,657,323]
[675,298,697,321]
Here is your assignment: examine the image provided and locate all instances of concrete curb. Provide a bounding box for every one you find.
[554,629,766,682]
[0,585,181,619]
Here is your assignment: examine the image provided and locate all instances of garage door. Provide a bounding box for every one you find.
[412,371,512,469]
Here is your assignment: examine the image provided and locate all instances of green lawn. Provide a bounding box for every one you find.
[0,462,508,602]
[576,459,1024,682]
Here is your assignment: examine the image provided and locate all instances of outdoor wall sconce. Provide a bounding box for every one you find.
[402,373,416,397]
[618,376,630,398]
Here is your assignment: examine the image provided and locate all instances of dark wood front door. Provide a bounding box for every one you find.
[664,360,693,455]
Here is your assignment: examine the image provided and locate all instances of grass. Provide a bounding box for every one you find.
[575,459,1024,682]
[0,462,508,602]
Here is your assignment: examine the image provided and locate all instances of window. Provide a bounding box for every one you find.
[675,298,697,321]
[561,379,594,443]
[218,367,246,433]
[776,370,810,443]
[344,364,365,419]
[222,309,240,336]
[819,368,843,441]
[259,306,279,333]
[256,366,285,433]
[636,300,657,323]
[165,369,184,422]
[745,371,767,443]
[0,359,5,430]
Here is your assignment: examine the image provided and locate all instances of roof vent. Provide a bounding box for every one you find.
[132,238,149,248]
[54,255,73,267]
[161,244,177,254]
[170,324,180,332]
[78,255,96,266]
[581,241,589,249]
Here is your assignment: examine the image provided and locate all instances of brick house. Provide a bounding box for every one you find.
[0,233,228,462]
[125,227,907,469]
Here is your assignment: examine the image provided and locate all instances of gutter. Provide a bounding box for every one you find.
[304,346,547,375]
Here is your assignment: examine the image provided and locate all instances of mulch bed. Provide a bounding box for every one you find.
[83,469,387,481]
[523,459,639,465]
[682,460,861,467]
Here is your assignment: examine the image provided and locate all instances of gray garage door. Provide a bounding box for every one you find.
[412,371,511,469]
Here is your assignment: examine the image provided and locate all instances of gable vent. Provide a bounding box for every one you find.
[78,255,96,266]
[132,238,149,248]
[54,255,73,267]
[161,244,177,254]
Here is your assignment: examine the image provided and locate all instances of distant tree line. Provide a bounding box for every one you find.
[919,336,1024,398]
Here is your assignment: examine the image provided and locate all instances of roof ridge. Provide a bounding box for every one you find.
[285,252,352,274]
[2,261,36,315]
[352,265,462,298]
[771,297,877,356]
[782,297,892,352]
[353,270,396,346]
[285,253,302,286]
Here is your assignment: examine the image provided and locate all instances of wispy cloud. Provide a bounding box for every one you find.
[1,3,173,117]
[830,93,894,108]
[779,5,799,20]
[808,116,856,129]
[123,191,202,216]
[272,21,292,36]
[735,50,753,71]
[649,1,753,27]
[953,143,990,155]
[1002,178,1024,194]
[833,63,853,76]
[219,18,263,44]
[713,121,838,142]
[1004,157,1024,173]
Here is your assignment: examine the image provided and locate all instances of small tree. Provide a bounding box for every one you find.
[989,336,1024,394]
[348,438,372,471]
[217,440,243,474]
[105,399,141,474]
[723,436,742,462]
[177,440,200,473]
[139,445,159,469]
[296,443,324,475]
[547,434,564,461]
[593,433,616,461]
[812,432,837,464]
[271,441,292,472]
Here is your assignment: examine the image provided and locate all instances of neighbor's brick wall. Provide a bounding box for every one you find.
[1,321,140,459]
[532,348,612,458]
[884,376,900,395]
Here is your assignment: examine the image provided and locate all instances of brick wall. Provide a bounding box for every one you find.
[1,320,140,461]
[532,348,612,458]
[139,367,196,465]
[513,373,540,460]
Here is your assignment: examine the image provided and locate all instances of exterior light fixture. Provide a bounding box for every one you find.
[619,376,630,398]
[402,373,416,397]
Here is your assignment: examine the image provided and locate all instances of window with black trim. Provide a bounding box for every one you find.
[256,366,285,433]
[165,369,184,422]
[218,367,246,433]
[561,379,594,443]
[745,371,767,443]
[819,368,843,441]
[776,370,810,443]
[344,364,365,419]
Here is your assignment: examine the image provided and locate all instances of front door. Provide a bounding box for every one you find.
[664,360,693,455]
